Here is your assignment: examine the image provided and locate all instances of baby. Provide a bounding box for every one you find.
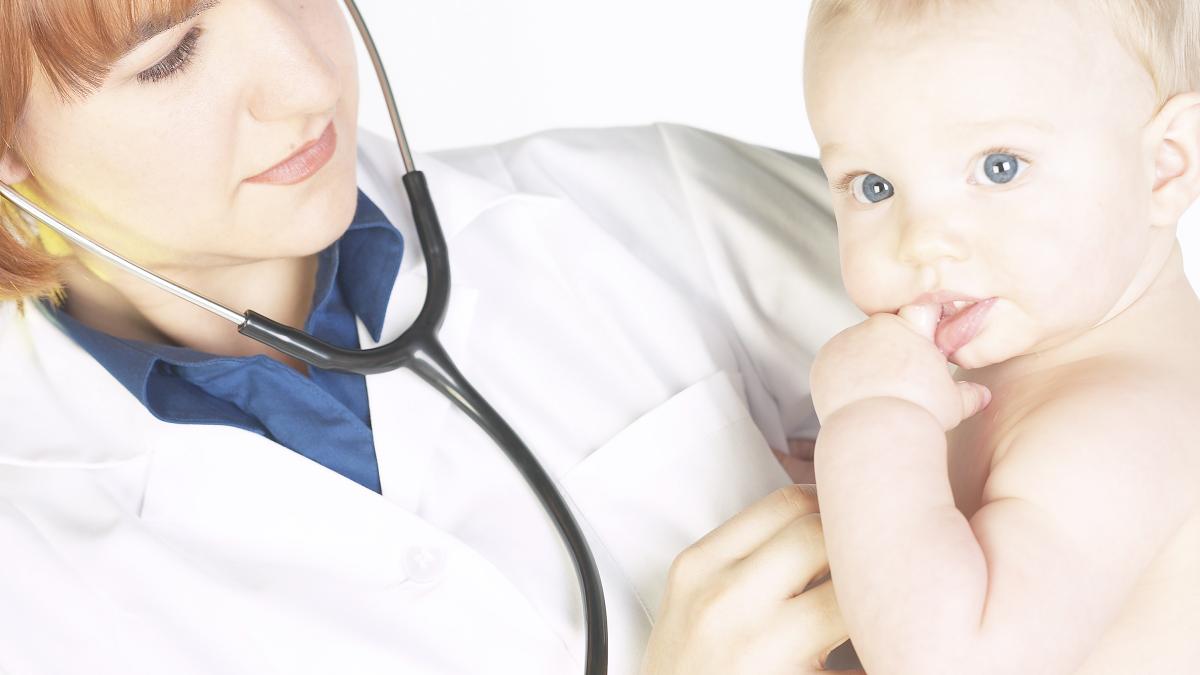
[802,1,1200,673]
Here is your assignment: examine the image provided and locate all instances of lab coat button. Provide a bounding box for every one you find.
[402,545,447,584]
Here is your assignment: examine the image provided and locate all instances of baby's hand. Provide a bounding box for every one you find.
[810,304,992,432]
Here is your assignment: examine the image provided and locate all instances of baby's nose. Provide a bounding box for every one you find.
[896,216,971,267]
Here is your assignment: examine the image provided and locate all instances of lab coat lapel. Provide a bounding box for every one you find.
[353,286,477,512]
[134,416,577,673]
[354,139,558,510]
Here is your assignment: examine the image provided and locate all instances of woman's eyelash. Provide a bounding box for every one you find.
[830,146,1031,194]
[138,27,203,84]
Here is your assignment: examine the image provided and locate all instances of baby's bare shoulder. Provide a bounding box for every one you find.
[984,361,1200,516]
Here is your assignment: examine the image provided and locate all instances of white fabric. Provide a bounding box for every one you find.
[0,123,864,675]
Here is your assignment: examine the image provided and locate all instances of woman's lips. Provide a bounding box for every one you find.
[246,121,337,185]
[934,297,998,356]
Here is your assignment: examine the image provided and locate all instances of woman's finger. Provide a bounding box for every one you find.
[688,484,820,566]
[772,447,816,485]
[787,437,816,461]
[736,578,856,674]
[777,578,855,672]
[727,512,828,600]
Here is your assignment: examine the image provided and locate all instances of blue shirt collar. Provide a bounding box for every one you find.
[40,187,404,394]
[316,188,403,343]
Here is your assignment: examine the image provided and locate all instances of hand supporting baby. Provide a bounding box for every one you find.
[640,485,865,675]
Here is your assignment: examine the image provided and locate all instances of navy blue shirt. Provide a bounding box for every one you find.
[41,189,404,494]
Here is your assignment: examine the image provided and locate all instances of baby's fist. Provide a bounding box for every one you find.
[810,305,991,431]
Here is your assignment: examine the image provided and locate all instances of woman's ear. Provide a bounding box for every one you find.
[0,143,32,185]
[1146,91,1200,228]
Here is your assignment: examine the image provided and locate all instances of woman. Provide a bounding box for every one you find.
[0,1,864,672]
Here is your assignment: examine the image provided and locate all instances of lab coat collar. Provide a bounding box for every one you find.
[355,128,536,275]
[410,152,517,242]
[352,128,562,347]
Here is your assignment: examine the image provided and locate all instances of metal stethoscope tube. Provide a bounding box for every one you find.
[0,2,608,672]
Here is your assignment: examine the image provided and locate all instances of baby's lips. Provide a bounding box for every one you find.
[934,297,999,355]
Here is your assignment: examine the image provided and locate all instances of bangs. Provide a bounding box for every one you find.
[0,0,202,304]
[15,0,202,102]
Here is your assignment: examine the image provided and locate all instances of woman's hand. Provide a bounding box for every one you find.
[773,437,817,484]
[641,485,866,674]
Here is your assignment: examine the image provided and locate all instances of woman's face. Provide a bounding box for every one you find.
[5,0,360,273]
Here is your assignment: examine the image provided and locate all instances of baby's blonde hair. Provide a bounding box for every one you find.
[806,0,1200,110]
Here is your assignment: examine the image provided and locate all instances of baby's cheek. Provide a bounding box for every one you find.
[996,220,1117,335]
[839,251,884,312]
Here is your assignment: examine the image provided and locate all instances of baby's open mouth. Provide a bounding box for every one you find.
[940,300,978,320]
[934,297,999,356]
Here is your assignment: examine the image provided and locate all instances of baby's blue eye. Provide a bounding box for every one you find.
[848,173,894,204]
[976,152,1023,184]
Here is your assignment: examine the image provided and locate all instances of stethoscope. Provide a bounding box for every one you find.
[0,1,608,673]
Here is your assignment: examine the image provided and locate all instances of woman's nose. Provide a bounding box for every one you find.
[244,2,342,123]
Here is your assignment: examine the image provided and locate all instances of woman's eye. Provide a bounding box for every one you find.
[844,173,894,205]
[138,27,203,84]
[973,150,1027,185]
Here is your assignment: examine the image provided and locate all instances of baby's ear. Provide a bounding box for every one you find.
[1146,91,1200,228]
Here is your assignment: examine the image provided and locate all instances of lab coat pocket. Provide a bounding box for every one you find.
[561,368,790,620]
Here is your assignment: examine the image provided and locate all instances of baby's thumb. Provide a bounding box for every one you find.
[956,381,992,420]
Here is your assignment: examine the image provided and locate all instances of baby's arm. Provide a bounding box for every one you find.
[815,381,1196,675]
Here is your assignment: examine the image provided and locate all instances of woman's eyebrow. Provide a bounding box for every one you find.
[123,0,221,55]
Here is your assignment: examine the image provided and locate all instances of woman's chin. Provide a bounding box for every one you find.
[285,174,362,257]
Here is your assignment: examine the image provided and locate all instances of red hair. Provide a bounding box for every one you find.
[0,0,199,302]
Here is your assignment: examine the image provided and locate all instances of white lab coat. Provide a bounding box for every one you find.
[0,123,864,675]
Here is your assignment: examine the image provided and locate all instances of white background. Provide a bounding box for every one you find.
[345,0,1199,292]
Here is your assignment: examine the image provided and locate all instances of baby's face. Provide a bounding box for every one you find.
[804,0,1161,369]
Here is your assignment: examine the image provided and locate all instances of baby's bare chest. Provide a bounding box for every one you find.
[945,377,1200,672]
[1073,510,1200,673]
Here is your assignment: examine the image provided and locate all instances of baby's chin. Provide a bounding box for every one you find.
[940,303,1017,367]
[945,306,1037,371]
[947,339,1005,370]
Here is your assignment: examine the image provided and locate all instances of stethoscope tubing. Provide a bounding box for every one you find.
[242,171,611,674]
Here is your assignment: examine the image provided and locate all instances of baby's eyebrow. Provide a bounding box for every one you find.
[951,117,1055,133]
[819,141,847,163]
[819,117,1053,162]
